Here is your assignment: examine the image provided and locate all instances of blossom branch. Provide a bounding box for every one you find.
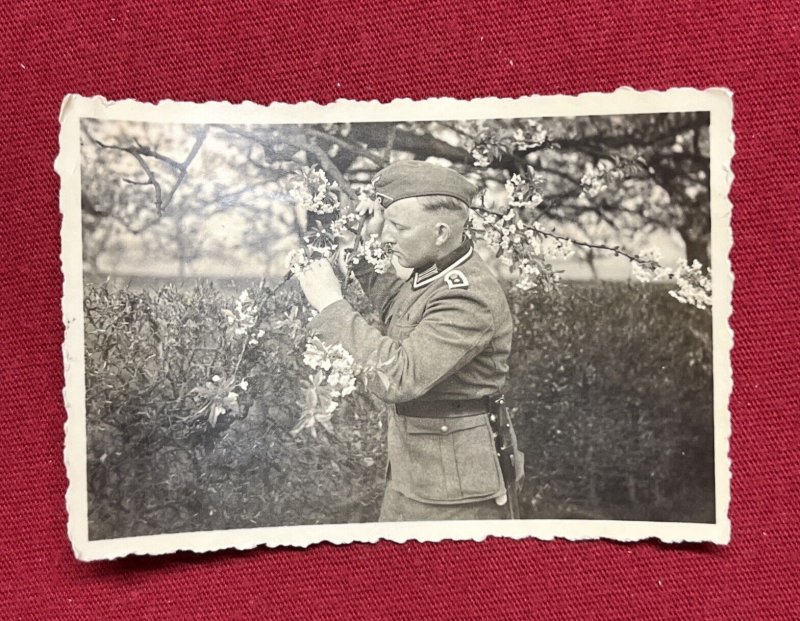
[301,137,357,201]
[343,210,370,286]
[471,206,658,268]
[212,124,357,201]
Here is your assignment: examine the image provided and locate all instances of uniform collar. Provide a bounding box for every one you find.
[411,238,473,290]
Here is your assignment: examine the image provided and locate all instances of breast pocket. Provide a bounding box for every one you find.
[402,414,504,502]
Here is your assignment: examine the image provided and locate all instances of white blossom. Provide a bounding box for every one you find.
[472,209,572,291]
[668,260,712,309]
[289,167,340,214]
[223,289,259,335]
[631,252,712,310]
[351,234,393,274]
[505,170,544,208]
[302,338,360,414]
[580,161,626,198]
[329,210,361,239]
[512,121,547,150]
[471,146,493,168]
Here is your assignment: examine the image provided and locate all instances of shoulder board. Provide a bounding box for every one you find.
[444,270,469,290]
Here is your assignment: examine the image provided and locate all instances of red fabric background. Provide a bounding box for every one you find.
[1,1,798,618]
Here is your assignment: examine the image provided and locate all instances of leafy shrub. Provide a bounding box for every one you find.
[84,278,714,538]
[84,279,386,539]
[507,282,714,522]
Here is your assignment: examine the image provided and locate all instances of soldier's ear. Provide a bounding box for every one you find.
[434,221,452,246]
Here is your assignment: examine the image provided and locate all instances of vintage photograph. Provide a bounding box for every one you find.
[59,90,733,559]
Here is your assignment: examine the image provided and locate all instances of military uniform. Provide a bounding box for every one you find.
[307,160,523,521]
[308,237,523,521]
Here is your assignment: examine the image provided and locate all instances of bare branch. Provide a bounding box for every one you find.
[392,129,473,164]
[303,128,389,168]
[133,147,183,171]
[531,188,584,222]
[536,166,583,187]
[84,126,163,209]
[434,121,474,140]
[84,124,208,217]
[159,127,208,213]
[215,123,357,201]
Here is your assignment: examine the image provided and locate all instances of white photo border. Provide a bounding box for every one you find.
[58,88,734,560]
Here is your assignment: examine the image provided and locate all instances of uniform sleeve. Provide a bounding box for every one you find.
[352,263,405,324]
[308,288,495,403]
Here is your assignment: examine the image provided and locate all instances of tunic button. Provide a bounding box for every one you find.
[440,425,448,433]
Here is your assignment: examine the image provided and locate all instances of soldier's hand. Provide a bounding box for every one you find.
[295,259,344,312]
[356,196,385,238]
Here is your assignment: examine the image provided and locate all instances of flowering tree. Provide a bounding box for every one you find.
[81,114,713,437]
[82,113,711,271]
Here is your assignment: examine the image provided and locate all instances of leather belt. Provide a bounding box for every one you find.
[395,396,495,418]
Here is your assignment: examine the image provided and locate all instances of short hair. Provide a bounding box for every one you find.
[417,195,470,213]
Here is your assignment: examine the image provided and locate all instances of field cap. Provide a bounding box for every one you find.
[372,160,477,208]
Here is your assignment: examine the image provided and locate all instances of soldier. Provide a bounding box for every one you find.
[296,160,523,522]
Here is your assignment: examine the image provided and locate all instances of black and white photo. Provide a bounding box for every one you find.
[59,90,733,559]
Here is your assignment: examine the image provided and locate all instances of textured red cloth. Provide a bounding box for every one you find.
[1,0,798,618]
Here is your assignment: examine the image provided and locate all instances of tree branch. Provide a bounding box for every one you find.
[472,206,657,267]
[159,126,208,214]
[300,134,357,200]
[434,121,474,140]
[211,124,353,198]
[303,128,389,168]
[84,126,164,210]
[392,129,473,164]
[84,125,208,216]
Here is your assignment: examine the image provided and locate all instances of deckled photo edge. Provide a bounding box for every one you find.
[58,97,91,560]
[59,88,734,560]
[709,89,734,546]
